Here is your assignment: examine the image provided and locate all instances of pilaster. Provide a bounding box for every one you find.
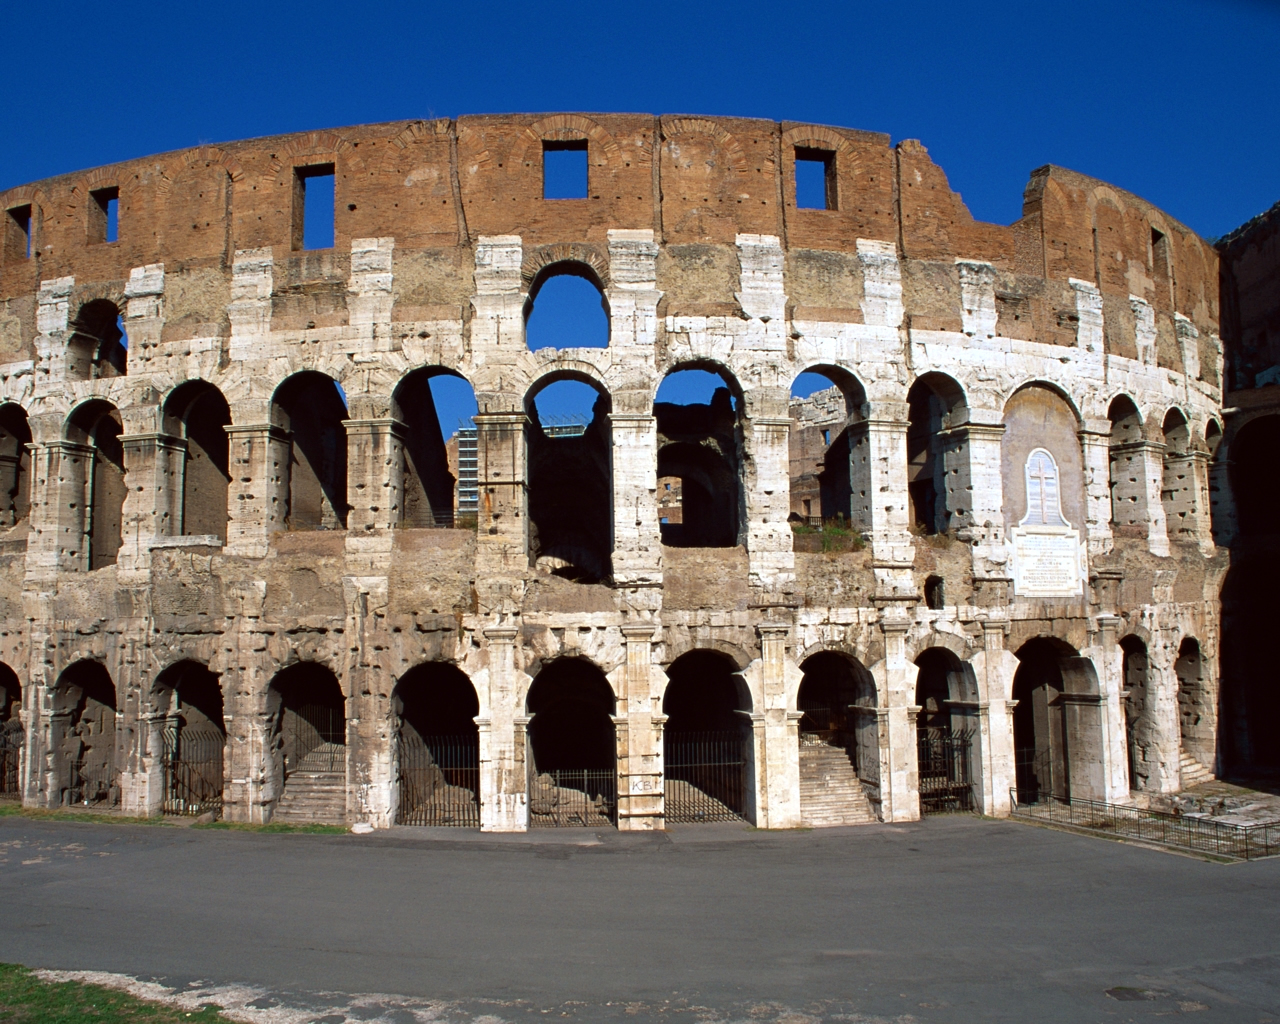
[479,626,527,831]
[615,624,662,830]
[1078,419,1114,555]
[224,420,290,558]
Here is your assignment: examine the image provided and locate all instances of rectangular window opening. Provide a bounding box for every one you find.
[89,187,119,244]
[543,140,589,200]
[795,148,836,210]
[1151,227,1170,276]
[295,164,336,250]
[5,205,31,259]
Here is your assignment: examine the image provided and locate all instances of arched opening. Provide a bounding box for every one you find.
[1175,637,1213,775]
[1161,408,1194,541]
[67,400,125,570]
[0,404,31,529]
[524,263,609,351]
[0,662,21,799]
[152,660,225,817]
[1228,414,1280,537]
[526,658,616,827]
[914,648,976,813]
[1206,419,1224,544]
[526,375,612,582]
[1002,384,1086,536]
[797,651,878,823]
[163,381,231,542]
[67,299,127,379]
[1121,635,1153,791]
[1220,560,1280,771]
[923,575,945,610]
[662,650,753,824]
[272,372,348,530]
[393,663,480,827]
[788,367,867,540]
[393,369,479,529]
[906,373,966,535]
[1107,395,1146,535]
[657,365,744,547]
[51,661,118,807]
[1012,638,1104,804]
[267,662,345,823]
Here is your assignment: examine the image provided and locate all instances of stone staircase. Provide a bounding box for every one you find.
[1179,750,1215,789]
[799,739,877,827]
[274,744,347,824]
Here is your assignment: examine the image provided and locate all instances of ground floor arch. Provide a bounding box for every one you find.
[1120,635,1157,791]
[525,658,616,827]
[152,661,226,817]
[50,661,118,807]
[914,647,978,813]
[796,651,878,824]
[1175,637,1214,774]
[0,662,21,799]
[393,662,480,827]
[267,662,346,824]
[662,650,753,823]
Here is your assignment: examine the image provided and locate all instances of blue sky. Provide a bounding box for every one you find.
[7,0,1276,429]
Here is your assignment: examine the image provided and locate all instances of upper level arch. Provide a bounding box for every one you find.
[163,380,231,541]
[67,298,127,379]
[523,258,610,352]
[271,371,348,531]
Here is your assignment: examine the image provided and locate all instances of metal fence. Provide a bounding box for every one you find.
[161,727,224,816]
[0,728,20,800]
[283,704,345,774]
[918,728,974,815]
[65,759,118,806]
[397,732,480,827]
[528,753,616,828]
[1011,792,1280,861]
[665,730,749,823]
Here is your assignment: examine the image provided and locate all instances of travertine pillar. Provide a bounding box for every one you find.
[221,580,274,823]
[615,624,662,830]
[870,615,920,822]
[117,433,186,579]
[1078,419,1114,555]
[473,412,528,579]
[343,417,405,572]
[745,414,795,589]
[609,414,662,588]
[752,623,801,829]
[25,440,94,580]
[224,410,290,558]
[1086,615,1131,802]
[851,402,914,596]
[479,627,527,831]
[1142,632,1184,794]
[938,417,1007,573]
[1109,439,1170,557]
[967,620,1018,817]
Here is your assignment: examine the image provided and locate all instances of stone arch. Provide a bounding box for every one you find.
[1107,393,1149,535]
[0,661,20,799]
[66,398,125,570]
[521,247,610,295]
[50,659,119,808]
[513,114,621,169]
[1174,636,1214,771]
[660,118,749,173]
[391,119,452,149]
[781,124,857,157]
[796,648,880,808]
[1002,383,1088,534]
[392,367,478,528]
[272,371,349,531]
[663,636,755,672]
[151,659,226,816]
[788,364,865,527]
[1120,633,1156,791]
[1004,379,1084,426]
[265,661,346,822]
[905,630,974,671]
[163,380,231,541]
[67,297,127,379]
[0,402,31,528]
[907,371,968,534]
[391,661,481,827]
[1161,407,1196,541]
[661,648,753,720]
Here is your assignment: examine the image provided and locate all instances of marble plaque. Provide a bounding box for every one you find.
[1011,525,1084,598]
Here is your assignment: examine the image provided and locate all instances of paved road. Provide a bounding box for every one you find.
[0,814,1277,1024]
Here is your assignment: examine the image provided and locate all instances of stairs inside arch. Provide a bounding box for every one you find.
[799,738,877,827]
[1179,750,1215,789]
[273,744,347,825]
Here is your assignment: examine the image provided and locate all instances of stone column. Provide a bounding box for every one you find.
[122,263,165,372]
[220,580,274,824]
[117,433,186,579]
[938,417,1007,570]
[1142,631,1184,794]
[342,417,405,573]
[609,413,662,588]
[1163,450,1210,549]
[752,623,801,829]
[1109,439,1170,556]
[966,620,1017,816]
[25,440,94,581]
[870,614,920,822]
[745,414,795,590]
[479,627,527,831]
[1088,615,1131,802]
[850,402,915,598]
[1078,419,1114,555]
[224,404,290,558]
[473,412,528,580]
[615,624,662,830]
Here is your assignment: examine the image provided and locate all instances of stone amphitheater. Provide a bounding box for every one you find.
[0,113,1244,831]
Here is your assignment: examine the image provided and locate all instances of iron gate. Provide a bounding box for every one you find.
[527,748,616,828]
[283,703,345,774]
[0,726,20,800]
[664,730,749,823]
[65,759,118,806]
[1014,746,1056,805]
[161,727,224,816]
[396,732,480,826]
[917,728,974,814]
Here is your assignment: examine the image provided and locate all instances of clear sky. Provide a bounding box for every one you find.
[7,0,1276,428]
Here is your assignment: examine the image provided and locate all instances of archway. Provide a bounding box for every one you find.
[393,369,479,529]
[914,647,976,813]
[906,374,966,535]
[272,372,348,530]
[393,663,480,827]
[68,400,125,570]
[525,263,609,351]
[51,661,118,807]
[0,404,31,529]
[656,365,743,547]
[788,367,864,529]
[1121,635,1155,791]
[796,651,878,823]
[152,661,225,816]
[662,650,752,824]
[526,375,612,581]
[1175,638,1214,775]
[67,299,127,379]
[1161,409,1194,541]
[1107,395,1147,536]
[525,658,616,827]
[267,662,345,823]
[163,382,231,542]
[0,663,21,799]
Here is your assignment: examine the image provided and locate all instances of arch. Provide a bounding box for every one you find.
[513,114,621,170]
[0,402,31,528]
[1174,637,1214,771]
[393,367,478,529]
[152,660,225,816]
[67,298,127,379]
[51,660,119,807]
[788,365,866,527]
[914,646,979,813]
[266,661,345,822]
[797,650,879,797]
[163,381,231,542]
[1219,558,1279,770]
[272,371,348,530]
[67,399,125,570]
[906,373,968,534]
[392,662,480,826]
[1107,394,1147,534]
[524,260,610,352]
[663,649,752,724]
[1161,407,1195,541]
[522,249,610,296]
[1004,380,1084,426]
[525,657,617,827]
[660,118,750,174]
[1120,634,1155,791]
[1002,384,1087,535]
[662,636,754,672]
[0,662,19,798]
[1228,414,1280,536]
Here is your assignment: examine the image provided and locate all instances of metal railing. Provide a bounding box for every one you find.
[799,707,833,734]
[1,728,20,800]
[528,763,616,828]
[918,728,975,815]
[665,730,748,823]
[1011,792,1280,861]
[397,732,480,827]
[283,704,345,775]
[65,759,119,807]
[161,727,224,816]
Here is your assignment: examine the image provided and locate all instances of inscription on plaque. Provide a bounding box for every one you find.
[1012,447,1085,598]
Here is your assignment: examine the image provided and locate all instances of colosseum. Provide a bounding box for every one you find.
[0,113,1236,831]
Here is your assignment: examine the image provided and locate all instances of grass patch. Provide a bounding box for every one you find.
[193,820,348,834]
[0,963,233,1023]
[790,518,865,553]
[0,804,172,827]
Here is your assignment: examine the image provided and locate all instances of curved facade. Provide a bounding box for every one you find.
[0,114,1226,828]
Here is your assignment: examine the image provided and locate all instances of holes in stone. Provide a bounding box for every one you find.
[795,147,836,210]
[88,187,118,244]
[294,164,335,250]
[542,140,588,200]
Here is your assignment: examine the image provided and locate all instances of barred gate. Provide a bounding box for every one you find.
[65,759,119,806]
[284,703,345,774]
[917,728,974,814]
[527,749,616,828]
[0,727,20,800]
[1014,746,1056,805]
[396,732,480,827]
[664,730,749,823]
[161,727,224,816]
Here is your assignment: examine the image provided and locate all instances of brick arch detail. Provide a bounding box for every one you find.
[781,125,857,156]
[521,243,610,291]
[660,117,749,174]
[512,114,620,168]
[155,146,246,198]
[392,119,452,149]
